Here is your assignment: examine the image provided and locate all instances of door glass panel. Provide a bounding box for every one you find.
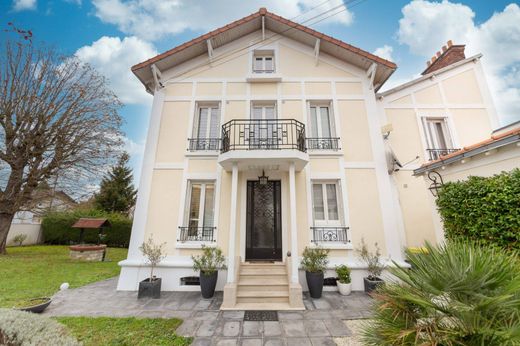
[197,108,208,138]
[320,107,332,137]
[310,107,318,137]
[203,184,215,227]
[326,184,339,220]
[313,184,325,220]
[188,184,201,229]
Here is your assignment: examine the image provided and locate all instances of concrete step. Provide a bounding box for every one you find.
[240,268,287,275]
[225,302,303,311]
[237,290,289,298]
[237,296,289,304]
[242,262,285,267]
[238,276,288,286]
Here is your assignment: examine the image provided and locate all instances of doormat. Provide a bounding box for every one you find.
[244,310,278,321]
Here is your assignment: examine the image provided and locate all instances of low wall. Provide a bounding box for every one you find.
[6,224,42,246]
[69,245,107,261]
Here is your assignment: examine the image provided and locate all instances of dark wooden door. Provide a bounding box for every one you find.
[246,180,282,261]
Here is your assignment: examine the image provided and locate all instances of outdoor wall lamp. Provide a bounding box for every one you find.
[427,170,444,197]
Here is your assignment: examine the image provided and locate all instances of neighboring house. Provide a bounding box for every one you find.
[7,189,76,246]
[118,8,503,309]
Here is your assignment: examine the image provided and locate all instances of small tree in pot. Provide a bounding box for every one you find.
[192,246,226,298]
[300,246,329,299]
[358,238,385,293]
[335,265,352,295]
[138,235,166,299]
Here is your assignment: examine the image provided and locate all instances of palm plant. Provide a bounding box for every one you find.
[362,241,520,345]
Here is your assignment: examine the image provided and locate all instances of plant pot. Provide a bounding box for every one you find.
[337,281,352,296]
[17,298,52,313]
[306,271,324,298]
[363,277,384,293]
[200,271,218,298]
[138,277,162,299]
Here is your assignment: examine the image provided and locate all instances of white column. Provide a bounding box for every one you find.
[227,162,239,282]
[289,162,299,283]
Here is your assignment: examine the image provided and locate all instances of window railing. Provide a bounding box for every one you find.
[306,138,341,151]
[187,138,220,151]
[178,226,216,242]
[311,227,349,243]
[426,148,460,161]
[221,119,306,153]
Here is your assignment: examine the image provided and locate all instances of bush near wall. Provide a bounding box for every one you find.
[436,169,520,251]
[42,210,132,247]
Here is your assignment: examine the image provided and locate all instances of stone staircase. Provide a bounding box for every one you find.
[222,262,304,310]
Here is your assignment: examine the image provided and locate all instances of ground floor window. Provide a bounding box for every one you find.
[180,181,216,241]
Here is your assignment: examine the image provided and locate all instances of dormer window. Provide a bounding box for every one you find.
[253,50,275,73]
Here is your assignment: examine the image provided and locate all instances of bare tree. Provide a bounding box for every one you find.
[0,31,123,253]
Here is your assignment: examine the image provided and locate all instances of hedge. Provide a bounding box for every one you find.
[436,169,520,251]
[42,209,132,247]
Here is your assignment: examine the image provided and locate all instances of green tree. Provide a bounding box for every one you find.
[94,153,137,215]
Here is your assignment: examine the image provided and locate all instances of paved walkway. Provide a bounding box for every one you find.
[44,277,373,346]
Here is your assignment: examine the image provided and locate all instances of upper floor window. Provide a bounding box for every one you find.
[312,181,342,226]
[190,102,220,151]
[307,102,339,150]
[180,181,216,242]
[422,117,457,160]
[253,50,275,73]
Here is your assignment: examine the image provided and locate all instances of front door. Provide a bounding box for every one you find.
[246,180,282,261]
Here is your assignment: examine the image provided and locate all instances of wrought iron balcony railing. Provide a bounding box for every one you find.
[306,138,341,151]
[221,119,306,153]
[178,226,216,242]
[311,226,349,243]
[188,138,220,151]
[427,148,460,161]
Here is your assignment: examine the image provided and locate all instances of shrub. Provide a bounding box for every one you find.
[0,308,80,346]
[335,265,351,284]
[41,209,132,247]
[436,169,520,251]
[357,238,384,279]
[192,246,226,276]
[12,234,27,246]
[300,246,329,273]
[139,235,167,281]
[362,241,520,346]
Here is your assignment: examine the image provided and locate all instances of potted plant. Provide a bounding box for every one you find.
[300,246,329,298]
[138,235,166,299]
[358,238,385,293]
[335,265,352,295]
[192,245,226,298]
[14,297,52,313]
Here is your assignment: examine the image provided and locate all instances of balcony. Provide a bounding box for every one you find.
[187,138,220,151]
[306,138,341,151]
[218,119,309,171]
[427,148,460,161]
[311,226,349,243]
[178,226,216,242]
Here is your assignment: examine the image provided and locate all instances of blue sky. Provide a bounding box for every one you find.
[2,0,519,187]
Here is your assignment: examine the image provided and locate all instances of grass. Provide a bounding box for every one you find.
[0,245,127,307]
[56,317,192,346]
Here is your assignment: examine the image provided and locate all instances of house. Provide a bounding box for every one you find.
[7,189,77,246]
[117,8,501,310]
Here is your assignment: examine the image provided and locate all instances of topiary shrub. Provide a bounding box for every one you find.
[0,308,80,345]
[362,241,520,345]
[436,169,520,251]
[41,209,132,247]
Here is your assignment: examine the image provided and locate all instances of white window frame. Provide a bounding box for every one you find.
[193,102,220,139]
[311,180,342,227]
[308,101,336,138]
[183,180,216,230]
[253,50,275,73]
[251,101,277,120]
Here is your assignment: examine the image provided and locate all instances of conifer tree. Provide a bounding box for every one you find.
[94,152,137,214]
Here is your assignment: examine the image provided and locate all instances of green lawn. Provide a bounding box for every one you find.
[57,317,192,346]
[0,245,127,307]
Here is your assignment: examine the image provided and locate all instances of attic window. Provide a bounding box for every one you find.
[253,50,275,73]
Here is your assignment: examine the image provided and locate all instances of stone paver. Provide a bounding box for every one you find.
[44,277,373,345]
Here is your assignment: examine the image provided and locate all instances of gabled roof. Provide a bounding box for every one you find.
[132,8,396,92]
[413,126,520,175]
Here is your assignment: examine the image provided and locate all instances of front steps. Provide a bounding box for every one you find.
[221,262,304,310]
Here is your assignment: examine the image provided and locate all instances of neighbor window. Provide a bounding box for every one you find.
[190,103,220,150]
[253,50,275,73]
[185,181,215,230]
[308,102,338,150]
[312,181,341,226]
[422,117,455,160]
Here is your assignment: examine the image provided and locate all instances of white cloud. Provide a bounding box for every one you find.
[75,36,157,105]
[397,1,520,126]
[123,136,145,157]
[12,0,36,11]
[373,45,394,62]
[92,0,353,41]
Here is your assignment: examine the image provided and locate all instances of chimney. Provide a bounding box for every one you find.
[421,40,466,75]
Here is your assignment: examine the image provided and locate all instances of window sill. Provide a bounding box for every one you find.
[246,73,282,83]
[175,242,217,249]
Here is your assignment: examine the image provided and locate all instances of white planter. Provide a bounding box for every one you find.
[337,281,352,295]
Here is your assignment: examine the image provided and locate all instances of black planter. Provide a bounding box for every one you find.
[306,271,324,298]
[200,271,218,298]
[363,277,384,293]
[18,298,52,313]
[138,277,162,299]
